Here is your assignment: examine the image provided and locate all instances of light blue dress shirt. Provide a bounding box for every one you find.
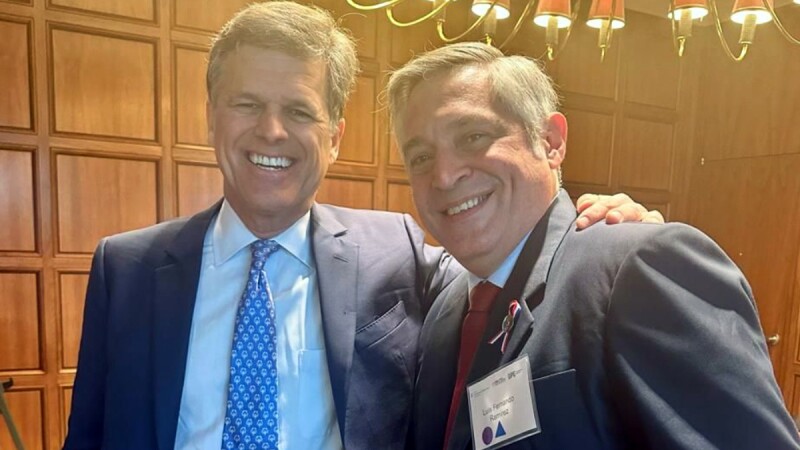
[174,201,343,450]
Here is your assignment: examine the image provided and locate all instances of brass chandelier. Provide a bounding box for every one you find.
[345,0,800,61]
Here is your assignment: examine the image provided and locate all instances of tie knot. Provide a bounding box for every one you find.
[251,239,279,266]
[469,281,501,312]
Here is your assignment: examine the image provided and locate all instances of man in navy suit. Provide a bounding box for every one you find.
[388,41,800,450]
[63,3,658,450]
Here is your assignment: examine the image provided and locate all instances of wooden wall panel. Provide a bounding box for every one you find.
[0,272,40,371]
[386,181,416,217]
[315,0,378,59]
[688,155,800,376]
[389,0,442,66]
[316,177,373,209]
[0,388,44,450]
[59,272,89,370]
[618,118,673,191]
[561,109,613,187]
[174,45,209,147]
[175,163,223,217]
[173,0,250,33]
[552,24,620,100]
[622,13,680,109]
[339,75,376,164]
[55,153,158,254]
[61,386,72,437]
[0,18,32,130]
[48,0,155,22]
[51,27,157,141]
[0,148,36,252]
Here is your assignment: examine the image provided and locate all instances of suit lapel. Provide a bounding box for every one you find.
[310,204,358,444]
[152,201,221,450]
[416,275,469,450]
[447,190,577,450]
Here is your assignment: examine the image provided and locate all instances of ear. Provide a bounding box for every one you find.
[206,100,215,145]
[543,112,567,169]
[329,118,345,164]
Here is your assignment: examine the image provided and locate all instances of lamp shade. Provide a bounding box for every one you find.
[587,0,625,29]
[472,0,512,19]
[731,0,773,24]
[667,0,709,19]
[534,0,573,28]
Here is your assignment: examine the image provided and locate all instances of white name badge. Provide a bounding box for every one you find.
[466,355,540,450]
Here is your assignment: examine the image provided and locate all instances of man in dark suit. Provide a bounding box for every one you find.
[388,42,800,449]
[63,3,659,450]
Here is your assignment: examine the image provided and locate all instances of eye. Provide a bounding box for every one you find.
[408,152,433,169]
[466,132,488,144]
[233,102,261,113]
[288,108,315,122]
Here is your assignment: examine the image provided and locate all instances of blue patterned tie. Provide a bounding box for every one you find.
[222,239,280,450]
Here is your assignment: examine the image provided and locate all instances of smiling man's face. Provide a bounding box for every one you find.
[398,66,564,277]
[208,45,343,237]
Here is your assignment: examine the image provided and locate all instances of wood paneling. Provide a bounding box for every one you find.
[175,163,222,217]
[48,0,155,22]
[622,13,680,109]
[386,181,416,217]
[688,155,800,378]
[618,118,674,191]
[339,75,376,164]
[55,153,158,254]
[0,388,44,450]
[59,273,89,369]
[174,45,209,147]
[0,148,36,251]
[316,177,373,209]
[389,139,403,167]
[51,27,157,141]
[0,18,32,130]
[315,0,378,59]
[0,272,40,371]
[173,0,251,33]
[553,22,620,100]
[62,386,72,436]
[561,109,613,187]
[389,0,442,66]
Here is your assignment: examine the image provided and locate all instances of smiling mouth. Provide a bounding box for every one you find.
[249,153,293,170]
[446,195,488,216]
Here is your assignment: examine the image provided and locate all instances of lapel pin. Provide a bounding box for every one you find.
[489,300,521,354]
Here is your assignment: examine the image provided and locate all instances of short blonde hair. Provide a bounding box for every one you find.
[207,1,359,127]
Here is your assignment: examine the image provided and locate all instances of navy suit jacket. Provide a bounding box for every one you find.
[413,190,800,450]
[64,201,458,450]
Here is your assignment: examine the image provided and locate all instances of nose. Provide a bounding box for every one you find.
[431,148,470,191]
[254,109,288,144]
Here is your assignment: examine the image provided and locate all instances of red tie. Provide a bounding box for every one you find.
[443,281,502,448]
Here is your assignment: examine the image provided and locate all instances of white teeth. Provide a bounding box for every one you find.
[446,196,486,216]
[249,153,292,170]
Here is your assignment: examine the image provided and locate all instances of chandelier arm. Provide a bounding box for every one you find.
[497,0,540,50]
[346,0,407,12]
[545,0,582,60]
[386,0,452,27]
[708,0,749,61]
[764,0,800,45]
[669,0,683,56]
[436,0,500,43]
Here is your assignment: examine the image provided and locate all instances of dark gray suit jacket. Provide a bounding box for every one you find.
[413,190,799,450]
[64,201,458,450]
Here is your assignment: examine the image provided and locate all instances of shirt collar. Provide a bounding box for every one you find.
[467,230,532,293]
[212,200,313,268]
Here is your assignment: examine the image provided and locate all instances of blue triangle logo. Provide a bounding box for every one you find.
[495,421,507,438]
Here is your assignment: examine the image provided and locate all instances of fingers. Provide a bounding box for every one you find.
[575,192,664,229]
[642,210,665,224]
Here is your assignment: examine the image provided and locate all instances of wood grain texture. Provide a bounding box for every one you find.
[339,75,376,164]
[0,272,40,371]
[622,12,680,109]
[51,28,157,141]
[0,388,44,450]
[58,272,88,369]
[0,148,36,251]
[0,19,32,130]
[173,0,251,32]
[617,118,674,191]
[316,177,373,209]
[56,154,158,254]
[175,163,223,217]
[174,46,209,147]
[561,108,614,187]
[49,0,155,22]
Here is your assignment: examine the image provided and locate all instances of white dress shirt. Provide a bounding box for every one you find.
[174,201,343,450]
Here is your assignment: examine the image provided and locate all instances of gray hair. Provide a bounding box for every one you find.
[386,42,559,157]
[207,1,359,127]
